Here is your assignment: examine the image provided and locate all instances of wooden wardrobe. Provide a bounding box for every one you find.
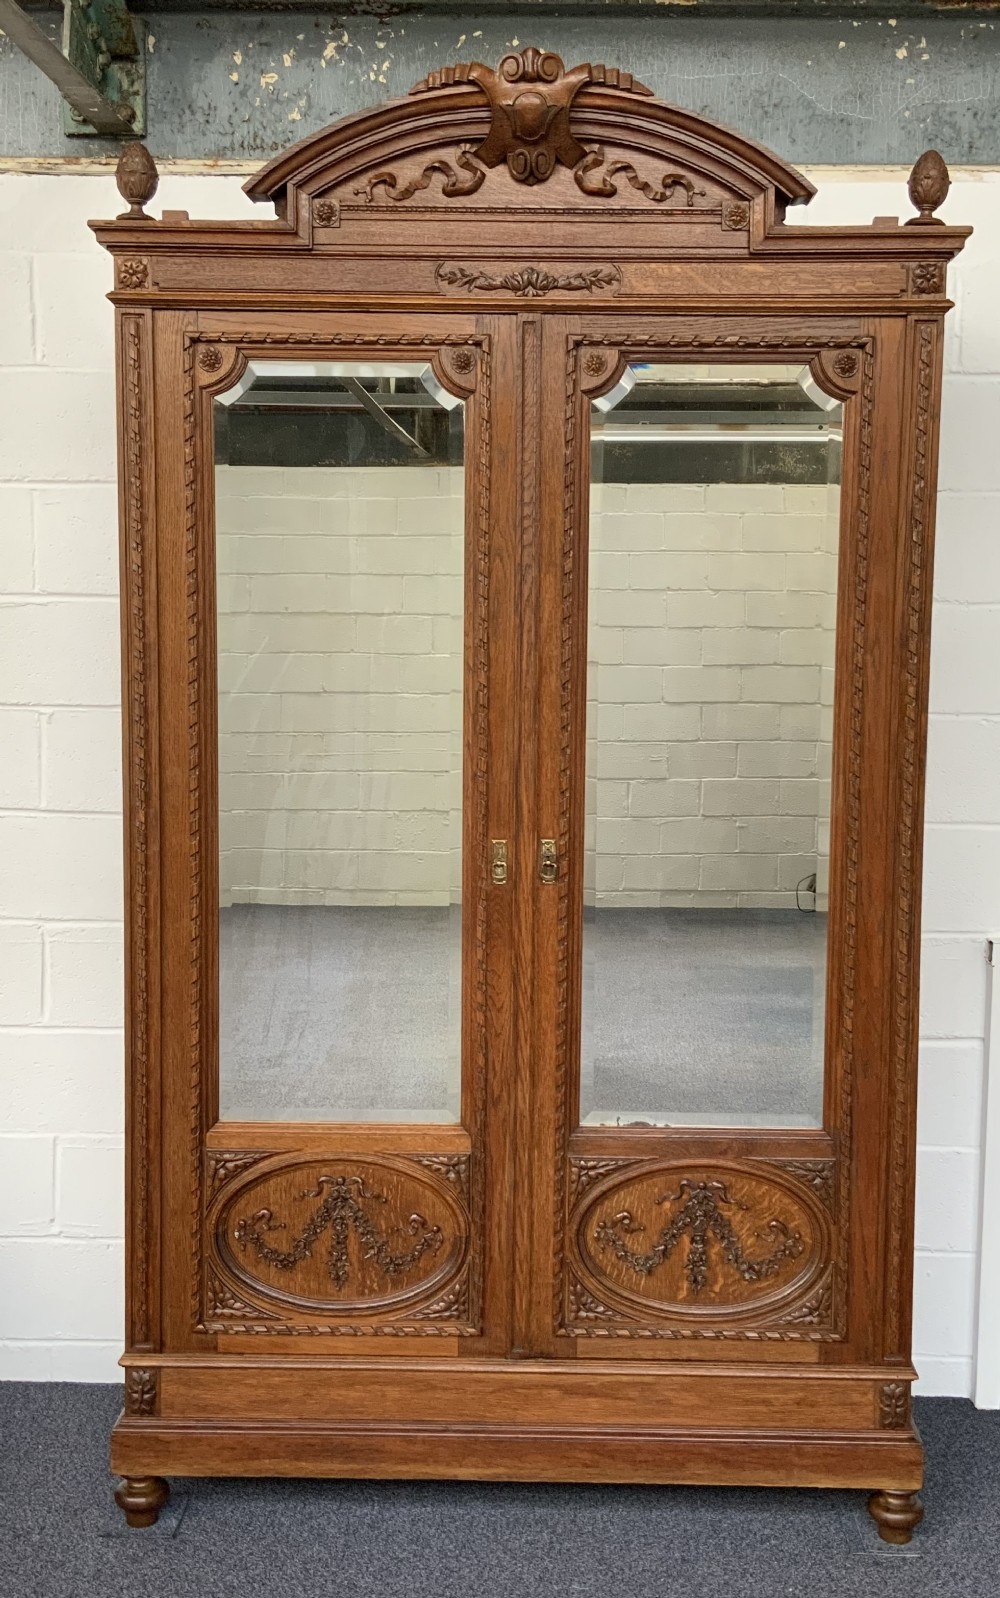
[94,51,967,1541]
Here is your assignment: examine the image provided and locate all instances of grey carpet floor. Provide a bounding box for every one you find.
[220,905,826,1127]
[0,1386,998,1598]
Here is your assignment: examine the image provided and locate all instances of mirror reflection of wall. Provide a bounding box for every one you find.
[214,363,465,1124]
[582,364,842,1130]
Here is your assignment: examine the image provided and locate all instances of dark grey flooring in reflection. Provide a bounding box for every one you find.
[581,908,827,1127]
[219,905,826,1126]
[219,904,462,1123]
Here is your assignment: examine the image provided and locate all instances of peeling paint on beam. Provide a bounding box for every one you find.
[22,3,1000,14]
[2,11,1000,164]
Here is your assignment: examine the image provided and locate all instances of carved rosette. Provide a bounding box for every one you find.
[206,1154,476,1335]
[312,196,340,227]
[909,261,946,296]
[431,343,480,401]
[809,344,865,402]
[722,200,750,231]
[564,1160,836,1337]
[117,258,149,290]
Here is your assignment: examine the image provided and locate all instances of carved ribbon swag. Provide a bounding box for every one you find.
[235,1174,443,1289]
[594,1178,804,1294]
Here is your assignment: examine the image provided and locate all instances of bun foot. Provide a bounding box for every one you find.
[114,1475,169,1528]
[868,1489,923,1545]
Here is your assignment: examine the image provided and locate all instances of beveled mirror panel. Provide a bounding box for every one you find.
[214,361,465,1122]
[580,363,842,1130]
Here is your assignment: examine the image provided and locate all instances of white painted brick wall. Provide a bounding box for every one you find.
[587,480,838,909]
[217,464,463,907]
[0,169,997,1394]
[218,471,835,910]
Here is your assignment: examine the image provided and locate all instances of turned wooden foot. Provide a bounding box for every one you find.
[114,1475,169,1528]
[868,1489,923,1545]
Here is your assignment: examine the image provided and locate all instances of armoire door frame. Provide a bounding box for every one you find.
[524,311,931,1365]
[130,308,529,1360]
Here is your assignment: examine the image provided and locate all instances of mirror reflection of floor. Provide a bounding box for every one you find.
[581,907,827,1128]
[219,903,463,1123]
[219,904,826,1128]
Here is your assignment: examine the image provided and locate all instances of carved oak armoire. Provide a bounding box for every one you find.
[94,52,967,1540]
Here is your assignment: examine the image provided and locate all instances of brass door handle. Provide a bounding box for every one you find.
[490,839,508,884]
[539,839,558,884]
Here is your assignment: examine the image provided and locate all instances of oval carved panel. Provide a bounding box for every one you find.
[574,1160,831,1323]
[214,1156,468,1316]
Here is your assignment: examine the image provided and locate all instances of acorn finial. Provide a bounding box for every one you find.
[906,150,950,226]
[116,141,159,221]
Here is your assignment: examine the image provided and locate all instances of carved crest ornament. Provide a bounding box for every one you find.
[356,49,707,209]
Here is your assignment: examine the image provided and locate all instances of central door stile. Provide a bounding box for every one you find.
[476,312,523,1357]
[514,314,586,1357]
[508,313,543,1357]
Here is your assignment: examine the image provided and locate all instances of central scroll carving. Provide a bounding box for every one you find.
[235,1174,444,1289]
[594,1178,805,1294]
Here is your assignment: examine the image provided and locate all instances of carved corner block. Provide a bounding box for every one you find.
[909,261,946,296]
[878,1380,911,1429]
[124,1367,158,1417]
[117,257,149,290]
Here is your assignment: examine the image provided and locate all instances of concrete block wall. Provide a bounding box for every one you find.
[218,468,836,911]
[0,170,997,1393]
[586,480,838,909]
[217,464,464,907]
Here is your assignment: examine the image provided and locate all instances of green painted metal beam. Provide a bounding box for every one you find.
[0,0,143,136]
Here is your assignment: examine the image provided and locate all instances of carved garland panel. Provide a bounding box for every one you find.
[553,332,875,1340]
[204,1154,475,1335]
[563,1158,837,1339]
[184,331,492,1338]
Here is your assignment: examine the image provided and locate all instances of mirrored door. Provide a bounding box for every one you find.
[213,360,466,1125]
[198,329,516,1347]
[534,328,852,1351]
[581,361,841,1131]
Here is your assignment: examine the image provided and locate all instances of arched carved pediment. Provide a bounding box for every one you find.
[245,47,815,237]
